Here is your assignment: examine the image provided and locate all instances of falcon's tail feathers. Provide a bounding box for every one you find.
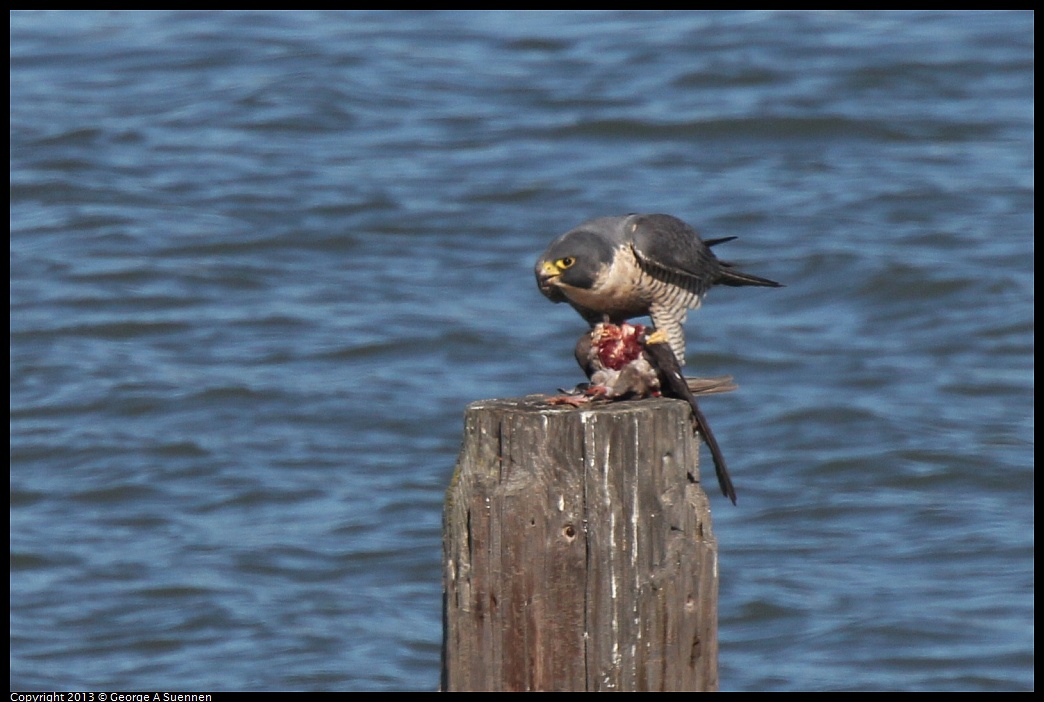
[703,236,738,248]
[716,264,783,289]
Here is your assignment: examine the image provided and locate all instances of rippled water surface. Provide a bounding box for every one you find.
[10,10,1033,691]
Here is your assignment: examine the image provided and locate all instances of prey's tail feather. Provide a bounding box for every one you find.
[641,333,738,505]
[688,398,737,505]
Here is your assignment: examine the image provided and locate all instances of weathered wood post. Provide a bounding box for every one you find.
[442,395,720,691]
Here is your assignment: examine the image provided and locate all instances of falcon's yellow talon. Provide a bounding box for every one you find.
[646,329,668,345]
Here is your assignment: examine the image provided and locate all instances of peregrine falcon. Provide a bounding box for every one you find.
[535,213,782,364]
[561,321,737,504]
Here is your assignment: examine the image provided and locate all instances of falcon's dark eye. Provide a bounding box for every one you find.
[557,257,576,270]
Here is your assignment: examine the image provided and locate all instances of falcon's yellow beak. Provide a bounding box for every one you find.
[535,256,576,303]
[539,260,561,279]
[537,260,563,292]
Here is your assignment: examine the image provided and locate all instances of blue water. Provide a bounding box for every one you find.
[10,10,1033,691]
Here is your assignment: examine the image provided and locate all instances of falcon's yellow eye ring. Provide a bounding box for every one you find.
[556,257,576,270]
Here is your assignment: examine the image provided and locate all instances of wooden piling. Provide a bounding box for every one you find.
[442,395,720,691]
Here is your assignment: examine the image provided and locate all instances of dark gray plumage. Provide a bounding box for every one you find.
[535,213,781,364]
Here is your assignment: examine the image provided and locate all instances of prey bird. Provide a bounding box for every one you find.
[550,321,738,505]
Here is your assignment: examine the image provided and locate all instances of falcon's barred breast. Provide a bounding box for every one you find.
[535,213,782,364]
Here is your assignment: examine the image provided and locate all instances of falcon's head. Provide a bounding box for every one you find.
[534,226,617,303]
